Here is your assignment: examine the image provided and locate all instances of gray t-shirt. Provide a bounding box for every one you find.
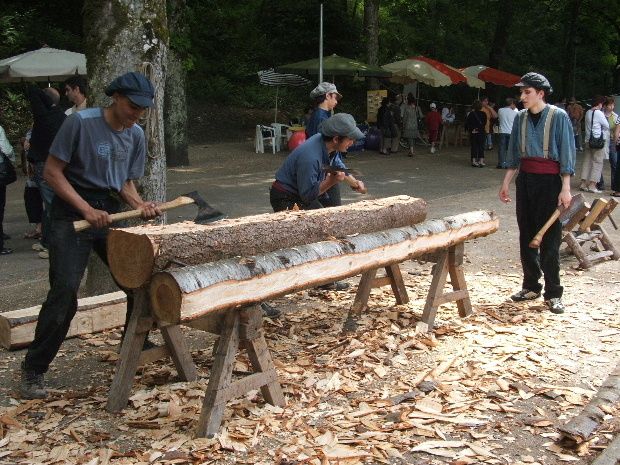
[49,108,146,192]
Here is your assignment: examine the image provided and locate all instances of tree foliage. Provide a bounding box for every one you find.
[1,0,619,144]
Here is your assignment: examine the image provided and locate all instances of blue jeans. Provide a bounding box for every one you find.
[24,194,133,374]
[33,162,55,248]
[497,133,510,168]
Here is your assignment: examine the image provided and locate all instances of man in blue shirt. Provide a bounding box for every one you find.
[271,113,366,211]
[20,72,162,399]
[498,72,575,314]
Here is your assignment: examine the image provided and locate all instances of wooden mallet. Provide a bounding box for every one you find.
[73,191,224,232]
[529,193,586,248]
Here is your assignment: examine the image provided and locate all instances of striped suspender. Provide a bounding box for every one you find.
[520,105,557,158]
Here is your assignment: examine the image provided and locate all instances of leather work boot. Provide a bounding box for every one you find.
[20,362,47,399]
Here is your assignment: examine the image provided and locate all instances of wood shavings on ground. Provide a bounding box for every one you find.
[0,262,618,464]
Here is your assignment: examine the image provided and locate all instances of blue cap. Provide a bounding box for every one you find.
[105,72,155,108]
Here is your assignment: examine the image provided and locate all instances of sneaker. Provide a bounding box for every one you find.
[479,160,486,167]
[545,298,565,314]
[587,187,603,194]
[0,248,13,255]
[260,302,281,319]
[471,161,480,167]
[38,250,49,259]
[511,289,541,302]
[20,362,47,399]
[32,243,47,252]
[578,186,588,192]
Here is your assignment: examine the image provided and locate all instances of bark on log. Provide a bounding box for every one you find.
[592,434,620,465]
[108,195,428,289]
[0,292,126,350]
[149,210,498,325]
[558,361,620,445]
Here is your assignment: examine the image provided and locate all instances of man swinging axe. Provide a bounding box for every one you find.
[20,72,163,399]
[498,72,576,314]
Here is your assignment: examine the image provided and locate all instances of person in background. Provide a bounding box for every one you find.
[567,97,584,151]
[21,129,43,240]
[425,102,442,154]
[0,120,15,255]
[464,100,487,167]
[306,82,344,206]
[497,98,518,169]
[579,95,609,193]
[499,72,575,315]
[26,85,66,259]
[481,96,497,150]
[402,94,420,157]
[377,97,394,155]
[64,76,88,116]
[388,94,402,154]
[596,97,619,191]
[441,105,455,124]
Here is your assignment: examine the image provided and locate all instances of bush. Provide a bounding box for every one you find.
[0,87,32,152]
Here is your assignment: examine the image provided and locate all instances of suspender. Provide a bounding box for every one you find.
[519,105,557,158]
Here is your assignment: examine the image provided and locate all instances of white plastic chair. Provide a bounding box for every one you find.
[271,123,290,151]
[255,125,277,153]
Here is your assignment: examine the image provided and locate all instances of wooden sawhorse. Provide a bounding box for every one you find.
[562,198,619,269]
[344,243,472,332]
[106,288,284,438]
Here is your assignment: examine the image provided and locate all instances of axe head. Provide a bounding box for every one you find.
[182,191,225,224]
[321,165,362,177]
[559,193,586,226]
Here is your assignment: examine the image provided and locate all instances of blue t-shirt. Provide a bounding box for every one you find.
[49,108,146,192]
[305,108,331,138]
[275,133,347,203]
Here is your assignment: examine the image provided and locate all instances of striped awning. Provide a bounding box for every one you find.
[258,68,312,87]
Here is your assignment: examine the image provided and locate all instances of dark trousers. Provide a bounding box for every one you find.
[270,186,340,212]
[470,133,485,160]
[24,194,133,374]
[33,162,55,248]
[515,172,563,300]
[0,184,6,250]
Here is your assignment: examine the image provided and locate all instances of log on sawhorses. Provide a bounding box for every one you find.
[344,242,472,333]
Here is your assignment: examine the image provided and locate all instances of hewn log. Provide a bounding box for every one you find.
[108,195,428,289]
[0,292,126,350]
[558,361,620,445]
[150,210,498,325]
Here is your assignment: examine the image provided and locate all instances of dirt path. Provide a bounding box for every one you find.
[0,140,618,464]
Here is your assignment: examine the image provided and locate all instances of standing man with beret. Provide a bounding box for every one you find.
[498,72,576,314]
[20,72,162,399]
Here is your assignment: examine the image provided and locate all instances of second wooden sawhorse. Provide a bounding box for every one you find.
[344,242,472,332]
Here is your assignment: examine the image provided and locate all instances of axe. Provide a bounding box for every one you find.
[529,193,586,248]
[73,191,224,232]
[321,165,368,194]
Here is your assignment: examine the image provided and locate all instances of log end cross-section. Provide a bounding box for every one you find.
[107,230,159,289]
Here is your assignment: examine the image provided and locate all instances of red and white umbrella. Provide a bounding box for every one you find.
[461,65,521,88]
[383,56,484,88]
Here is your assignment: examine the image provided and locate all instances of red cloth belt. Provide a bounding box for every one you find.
[520,157,560,175]
[272,180,293,193]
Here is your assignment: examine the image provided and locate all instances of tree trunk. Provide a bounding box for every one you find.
[165,0,189,167]
[108,195,428,289]
[82,0,168,296]
[487,1,515,102]
[561,0,583,99]
[149,210,499,324]
[364,0,380,90]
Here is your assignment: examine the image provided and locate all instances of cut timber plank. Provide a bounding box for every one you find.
[108,195,428,289]
[0,292,126,350]
[150,211,498,325]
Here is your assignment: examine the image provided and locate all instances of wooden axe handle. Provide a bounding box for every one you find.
[342,175,368,194]
[73,196,195,232]
[529,208,562,248]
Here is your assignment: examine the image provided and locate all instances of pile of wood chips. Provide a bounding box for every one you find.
[0,262,618,465]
